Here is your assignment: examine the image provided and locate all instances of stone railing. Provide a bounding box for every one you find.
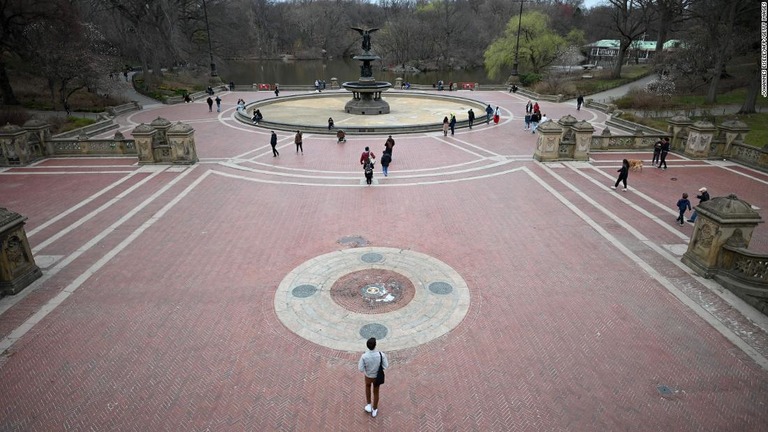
[107,101,142,116]
[52,116,118,139]
[606,115,666,135]
[517,88,564,103]
[730,142,768,171]
[47,137,137,156]
[586,99,617,114]
[715,245,768,314]
[590,132,668,151]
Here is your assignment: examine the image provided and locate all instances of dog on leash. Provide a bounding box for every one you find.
[629,159,644,172]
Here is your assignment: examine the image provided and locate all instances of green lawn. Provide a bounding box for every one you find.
[58,117,97,133]
[672,89,768,109]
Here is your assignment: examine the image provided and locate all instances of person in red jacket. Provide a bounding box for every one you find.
[360,146,375,165]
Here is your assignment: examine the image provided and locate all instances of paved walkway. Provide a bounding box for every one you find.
[0,90,767,431]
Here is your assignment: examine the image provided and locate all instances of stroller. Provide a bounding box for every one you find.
[336,129,346,143]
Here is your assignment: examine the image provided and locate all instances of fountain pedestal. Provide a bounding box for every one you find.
[342,46,391,115]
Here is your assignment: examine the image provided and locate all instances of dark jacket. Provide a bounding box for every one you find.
[468,110,475,121]
[617,164,629,178]
[661,140,670,153]
[697,191,710,203]
[677,198,691,212]
[381,153,392,167]
[270,133,277,146]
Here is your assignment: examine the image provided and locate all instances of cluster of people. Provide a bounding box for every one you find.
[314,79,327,92]
[251,109,263,124]
[652,137,671,169]
[206,95,222,112]
[442,114,457,136]
[434,80,454,91]
[484,104,501,124]
[236,98,246,112]
[358,135,396,184]
[524,100,544,132]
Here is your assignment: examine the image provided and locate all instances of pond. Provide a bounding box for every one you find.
[218,58,503,86]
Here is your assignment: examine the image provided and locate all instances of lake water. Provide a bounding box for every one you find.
[218,59,502,86]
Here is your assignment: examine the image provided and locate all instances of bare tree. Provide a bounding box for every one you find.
[651,0,694,53]
[607,0,654,78]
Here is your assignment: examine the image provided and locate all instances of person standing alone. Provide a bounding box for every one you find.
[358,337,388,418]
[676,193,691,225]
[294,130,303,154]
[577,95,584,111]
[468,108,475,129]
[270,131,279,157]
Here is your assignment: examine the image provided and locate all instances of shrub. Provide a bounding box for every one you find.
[519,73,541,86]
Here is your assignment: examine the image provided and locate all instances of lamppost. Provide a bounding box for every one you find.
[202,0,217,77]
[510,0,525,78]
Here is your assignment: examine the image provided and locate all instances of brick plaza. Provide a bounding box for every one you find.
[1,90,767,431]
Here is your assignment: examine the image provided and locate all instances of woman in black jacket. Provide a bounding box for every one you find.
[611,159,630,191]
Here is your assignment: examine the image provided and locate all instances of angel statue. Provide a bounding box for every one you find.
[350,27,380,52]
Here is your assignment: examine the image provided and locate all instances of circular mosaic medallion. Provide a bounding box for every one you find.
[274,247,471,352]
[331,269,415,314]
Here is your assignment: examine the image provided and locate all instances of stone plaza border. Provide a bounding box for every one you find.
[274,247,471,352]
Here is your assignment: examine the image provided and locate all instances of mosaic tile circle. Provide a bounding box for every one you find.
[274,247,471,352]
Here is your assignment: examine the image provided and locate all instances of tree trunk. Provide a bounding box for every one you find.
[654,7,673,53]
[706,1,738,103]
[738,68,760,114]
[611,40,629,79]
[0,60,20,105]
[705,54,723,104]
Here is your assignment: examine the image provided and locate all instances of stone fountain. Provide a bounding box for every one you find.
[342,27,391,115]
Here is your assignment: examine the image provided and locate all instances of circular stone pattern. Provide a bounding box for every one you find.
[292,284,318,298]
[330,269,415,314]
[359,323,388,340]
[429,282,453,295]
[360,252,384,263]
[274,247,471,352]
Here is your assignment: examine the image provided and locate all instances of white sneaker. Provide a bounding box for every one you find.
[371,409,378,417]
[610,186,616,190]
[622,188,627,192]
[364,404,372,413]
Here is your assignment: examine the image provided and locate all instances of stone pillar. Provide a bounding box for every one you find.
[395,77,403,89]
[131,123,157,164]
[572,120,595,161]
[22,119,50,158]
[533,121,564,162]
[592,127,611,150]
[682,194,764,278]
[0,124,35,166]
[717,119,749,155]
[667,114,692,152]
[331,78,339,89]
[166,122,198,165]
[684,120,716,159]
[150,117,172,146]
[557,115,577,159]
[0,208,42,295]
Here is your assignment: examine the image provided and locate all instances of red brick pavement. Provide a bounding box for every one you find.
[0,92,766,431]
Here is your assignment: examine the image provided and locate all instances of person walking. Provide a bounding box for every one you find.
[485,104,493,124]
[449,113,457,135]
[611,159,630,191]
[577,95,584,111]
[658,137,670,169]
[530,111,541,133]
[652,138,663,166]
[442,116,449,136]
[524,112,532,131]
[328,117,335,130]
[381,151,391,177]
[688,187,710,222]
[274,84,280,97]
[676,193,691,225]
[206,97,213,112]
[533,101,540,114]
[493,106,501,124]
[384,135,395,158]
[525,100,533,114]
[358,337,388,418]
[468,108,475,129]
[294,130,303,154]
[215,95,222,112]
[270,131,279,157]
[360,146,375,165]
